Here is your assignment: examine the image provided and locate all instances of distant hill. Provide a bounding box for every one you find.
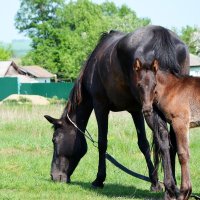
[11,39,32,57]
[1,39,32,58]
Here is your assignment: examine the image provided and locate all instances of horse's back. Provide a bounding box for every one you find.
[81,25,189,111]
[118,25,189,72]
[82,31,140,111]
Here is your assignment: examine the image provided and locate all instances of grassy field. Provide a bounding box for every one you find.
[0,104,200,200]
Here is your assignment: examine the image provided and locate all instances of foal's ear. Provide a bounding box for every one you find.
[134,58,142,71]
[44,115,63,126]
[152,59,159,72]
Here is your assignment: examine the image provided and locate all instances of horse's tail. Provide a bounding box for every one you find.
[152,27,180,74]
[151,107,170,173]
[152,128,161,174]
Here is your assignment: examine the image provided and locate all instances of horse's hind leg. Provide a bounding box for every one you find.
[92,101,109,188]
[131,111,162,192]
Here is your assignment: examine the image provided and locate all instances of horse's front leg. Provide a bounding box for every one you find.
[131,111,162,192]
[172,119,191,200]
[92,102,109,188]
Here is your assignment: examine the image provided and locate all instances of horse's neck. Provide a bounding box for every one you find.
[62,103,77,123]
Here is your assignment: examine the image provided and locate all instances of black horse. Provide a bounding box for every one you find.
[45,25,189,197]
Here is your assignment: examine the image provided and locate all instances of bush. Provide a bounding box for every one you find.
[3,97,32,105]
[48,96,66,105]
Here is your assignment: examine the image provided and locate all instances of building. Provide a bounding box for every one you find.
[0,61,22,77]
[189,54,200,77]
[19,65,55,83]
[0,61,55,83]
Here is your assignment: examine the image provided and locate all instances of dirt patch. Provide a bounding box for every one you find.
[1,94,50,105]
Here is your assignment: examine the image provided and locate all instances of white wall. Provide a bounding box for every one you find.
[190,66,200,77]
[35,78,51,83]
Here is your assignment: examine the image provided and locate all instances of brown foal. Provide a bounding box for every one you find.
[133,58,200,200]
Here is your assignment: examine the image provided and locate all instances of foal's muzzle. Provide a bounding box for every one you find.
[142,106,153,117]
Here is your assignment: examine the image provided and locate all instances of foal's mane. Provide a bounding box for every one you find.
[62,30,124,118]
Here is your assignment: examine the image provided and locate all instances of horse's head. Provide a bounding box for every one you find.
[44,115,87,183]
[133,58,159,116]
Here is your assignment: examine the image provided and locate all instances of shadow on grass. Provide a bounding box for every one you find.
[70,181,163,199]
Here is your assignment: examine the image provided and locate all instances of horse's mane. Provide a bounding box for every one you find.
[62,30,124,118]
[149,26,181,74]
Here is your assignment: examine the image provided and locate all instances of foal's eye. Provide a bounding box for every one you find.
[137,83,142,88]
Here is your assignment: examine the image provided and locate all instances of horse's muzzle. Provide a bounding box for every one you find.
[142,106,153,117]
[51,173,70,183]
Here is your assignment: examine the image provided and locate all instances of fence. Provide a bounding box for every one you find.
[0,77,74,101]
[0,77,19,100]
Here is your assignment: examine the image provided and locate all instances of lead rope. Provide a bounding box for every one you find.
[67,113,98,148]
[67,113,155,183]
[66,113,200,199]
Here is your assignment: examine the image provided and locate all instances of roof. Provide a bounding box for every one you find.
[190,54,200,67]
[19,66,54,78]
[0,61,17,76]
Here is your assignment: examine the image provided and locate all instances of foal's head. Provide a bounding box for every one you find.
[133,58,159,116]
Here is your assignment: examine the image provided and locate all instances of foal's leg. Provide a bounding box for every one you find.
[92,101,109,188]
[172,119,191,200]
[131,111,162,191]
[169,126,177,185]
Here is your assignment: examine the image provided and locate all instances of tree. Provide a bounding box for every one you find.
[190,28,200,56]
[15,0,65,48]
[15,0,150,81]
[180,25,198,54]
[0,44,12,60]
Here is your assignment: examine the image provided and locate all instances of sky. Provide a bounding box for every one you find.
[0,0,200,43]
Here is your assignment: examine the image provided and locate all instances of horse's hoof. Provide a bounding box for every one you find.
[91,181,104,189]
[66,177,71,183]
[150,182,163,192]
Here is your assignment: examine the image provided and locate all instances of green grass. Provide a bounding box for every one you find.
[0,104,199,199]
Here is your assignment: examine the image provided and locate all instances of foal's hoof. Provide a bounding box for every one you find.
[164,192,176,200]
[150,182,163,192]
[164,188,180,200]
[91,180,104,189]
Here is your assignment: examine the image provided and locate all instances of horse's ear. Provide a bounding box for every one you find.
[44,115,63,126]
[134,58,142,71]
[152,59,159,72]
